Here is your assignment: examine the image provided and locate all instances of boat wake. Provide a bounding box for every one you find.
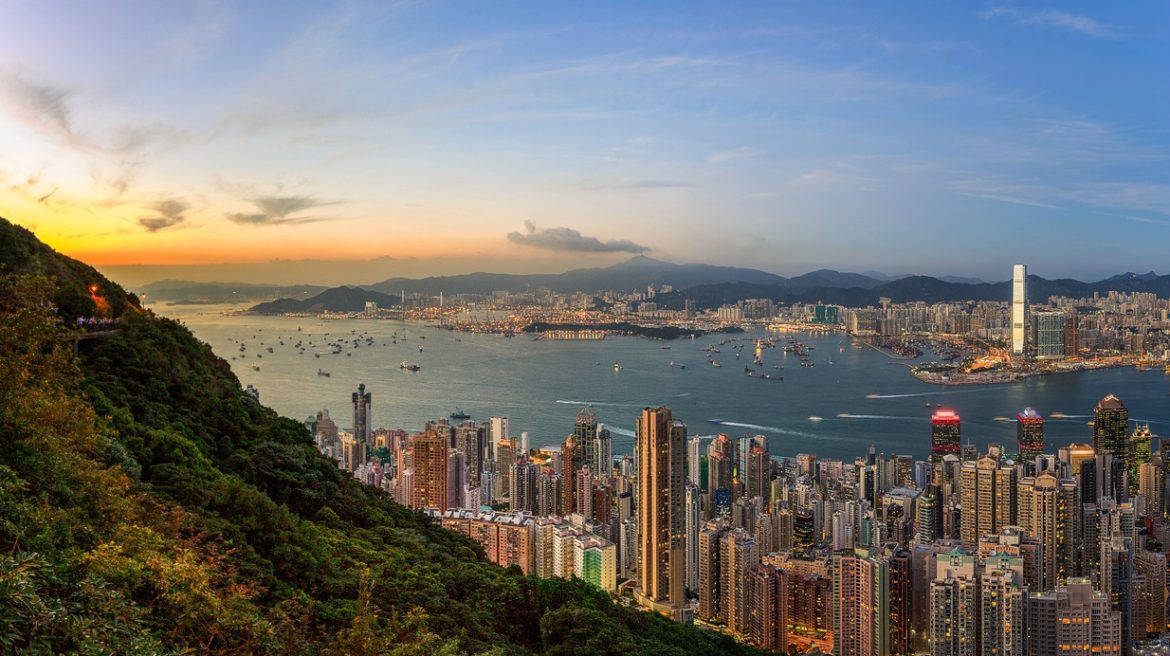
[836,413,923,420]
[555,400,641,408]
[605,426,636,438]
[709,420,821,439]
[865,388,991,399]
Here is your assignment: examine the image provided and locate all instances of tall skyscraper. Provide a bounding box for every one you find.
[1011,264,1026,356]
[958,454,1016,544]
[352,383,371,444]
[746,564,787,651]
[410,430,448,511]
[930,409,961,463]
[510,457,538,513]
[721,528,759,637]
[1016,407,1045,462]
[561,434,582,516]
[833,548,889,656]
[574,406,599,473]
[1093,395,1129,499]
[635,406,686,617]
[1033,311,1065,359]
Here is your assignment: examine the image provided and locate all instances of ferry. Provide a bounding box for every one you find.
[449,408,471,420]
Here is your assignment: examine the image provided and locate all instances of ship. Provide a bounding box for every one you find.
[400,361,421,372]
[449,408,471,420]
[317,369,330,377]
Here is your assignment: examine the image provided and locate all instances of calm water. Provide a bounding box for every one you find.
[163,304,1170,461]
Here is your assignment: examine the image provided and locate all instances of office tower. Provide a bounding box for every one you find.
[930,409,961,462]
[510,458,538,513]
[747,564,787,651]
[410,430,448,511]
[916,487,940,543]
[1033,311,1065,359]
[1027,579,1121,656]
[1129,424,1153,494]
[634,406,686,617]
[561,434,582,518]
[1017,407,1044,462]
[455,423,487,486]
[697,520,728,623]
[574,406,599,473]
[537,471,562,517]
[794,508,815,551]
[958,454,1016,544]
[685,484,701,592]
[1011,264,1026,356]
[832,548,889,656]
[495,438,515,502]
[688,435,702,487]
[1093,395,1129,464]
[352,383,371,444]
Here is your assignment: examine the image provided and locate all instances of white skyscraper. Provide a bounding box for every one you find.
[1011,264,1027,356]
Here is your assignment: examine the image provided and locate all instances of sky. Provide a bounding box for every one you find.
[1,1,1168,285]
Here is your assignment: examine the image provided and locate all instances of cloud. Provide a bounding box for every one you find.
[980,7,1115,38]
[227,194,339,226]
[708,146,762,164]
[553,178,695,192]
[0,72,77,144]
[507,221,649,254]
[138,198,191,232]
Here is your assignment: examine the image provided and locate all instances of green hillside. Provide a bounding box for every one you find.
[0,217,760,655]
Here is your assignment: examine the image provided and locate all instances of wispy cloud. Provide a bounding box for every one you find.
[980,7,1115,38]
[553,178,694,192]
[0,71,78,145]
[138,198,191,232]
[708,146,762,165]
[227,194,340,226]
[507,221,648,253]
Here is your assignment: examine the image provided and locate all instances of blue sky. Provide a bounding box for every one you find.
[0,1,1167,282]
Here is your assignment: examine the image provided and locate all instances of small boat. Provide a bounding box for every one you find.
[661,346,671,350]
[251,365,260,371]
[711,360,722,368]
[400,361,421,372]
[613,362,623,371]
[317,369,330,377]
[450,408,471,420]
[418,345,424,352]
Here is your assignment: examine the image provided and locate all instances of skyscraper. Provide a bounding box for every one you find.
[352,383,371,444]
[1016,407,1044,462]
[1032,311,1065,359]
[410,430,448,511]
[1093,395,1129,499]
[833,548,889,656]
[1027,579,1121,656]
[635,406,686,617]
[561,434,582,516]
[574,406,599,473]
[958,454,1016,544]
[721,528,759,637]
[930,409,961,463]
[1011,264,1026,356]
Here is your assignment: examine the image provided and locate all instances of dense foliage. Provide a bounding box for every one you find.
[0,217,761,655]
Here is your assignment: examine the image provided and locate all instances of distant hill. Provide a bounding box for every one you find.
[369,255,788,295]
[250,285,401,314]
[140,279,328,303]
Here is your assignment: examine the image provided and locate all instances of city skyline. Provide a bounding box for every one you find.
[2,2,1169,280]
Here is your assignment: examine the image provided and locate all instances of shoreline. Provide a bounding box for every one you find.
[911,360,1160,386]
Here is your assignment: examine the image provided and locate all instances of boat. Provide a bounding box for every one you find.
[251,365,260,371]
[661,346,671,350]
[449,408,471,420]
[613,362,623,371]
[317,369,330,377]
[418,345,424,352]
[400,361,421,372]
[710,360,722,368]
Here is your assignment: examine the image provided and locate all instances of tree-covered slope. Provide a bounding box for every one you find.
[0,217,760,655]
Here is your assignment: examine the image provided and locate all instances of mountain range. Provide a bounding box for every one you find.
[247,256,1170,314]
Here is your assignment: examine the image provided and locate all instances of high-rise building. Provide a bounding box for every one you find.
[688,435,703,488]
[352,383,371,444]
[708,434,735,515]
[832,548,889,656]
[410,430,448,511]
[574,406,599,473]
[1011,264,1026,356]
[697,520,728,623]
[1128,424,1153,494]
[561,434,582,517]
[510,458,538,513]
[537,471,562,517]
[747,564,788,651]
[958,454,1016,544]
[1017,471,1066,589]
[1016,407,1045,462]
[1027,579,1121,656]
[721,528,759,637]
[1093,395,1129,462]
[1033,311,1065,359]
[685,484,701,592]
[634,406,686,617]
[931,409,961,463]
